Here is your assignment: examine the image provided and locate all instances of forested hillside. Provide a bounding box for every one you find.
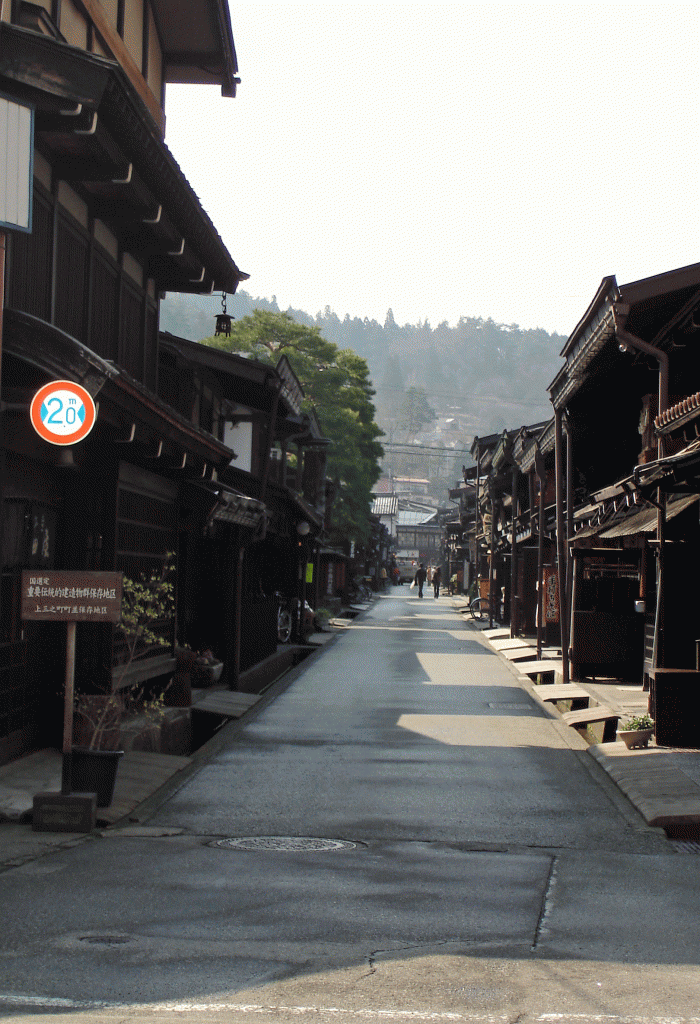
[161,291,566,446]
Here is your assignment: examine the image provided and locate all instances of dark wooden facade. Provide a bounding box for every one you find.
[0,1,249,764]
[465,264,700,745]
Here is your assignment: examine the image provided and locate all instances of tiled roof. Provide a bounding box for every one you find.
[397,510,437,526]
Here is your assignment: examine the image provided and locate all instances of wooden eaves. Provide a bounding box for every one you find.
[4,309,236,475]
[0,23,247,295]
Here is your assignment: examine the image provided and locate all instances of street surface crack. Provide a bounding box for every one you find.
[531,854,557,951]
[363,940,452,978]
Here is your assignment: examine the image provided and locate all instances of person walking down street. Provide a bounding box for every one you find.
[432,566,442,598]
[414,563,427,598]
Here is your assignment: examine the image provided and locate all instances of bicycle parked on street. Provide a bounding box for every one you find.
[469,596,496,621]
[348,575,373,603]
[275,591,293,643]
[467,578,498,621]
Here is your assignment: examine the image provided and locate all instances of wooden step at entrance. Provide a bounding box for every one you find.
[534,684,590,709]
[193,691,259,718]
[562,706,620,742]
[491,638,535,651]
[516,659,562,678]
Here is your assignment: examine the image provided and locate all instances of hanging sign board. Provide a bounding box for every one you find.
[21,570,123,622]
[29,380,97,445]
[0,94,33,232]
[543,566,560,624]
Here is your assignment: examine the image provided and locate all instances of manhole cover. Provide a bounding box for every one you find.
[210,836,357,852]
[79,935,133,945]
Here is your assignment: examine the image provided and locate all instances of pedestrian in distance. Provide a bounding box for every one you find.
[432,566,441,598]
[414,563,427,598]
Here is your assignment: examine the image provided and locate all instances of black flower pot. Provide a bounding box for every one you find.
[71,748,124,807]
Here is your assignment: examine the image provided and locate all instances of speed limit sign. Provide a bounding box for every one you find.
[29,380,97,446]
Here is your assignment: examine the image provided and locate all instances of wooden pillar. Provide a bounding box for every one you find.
[510,463,518,637]
[227,535,244,688]
[565,421,574,652]
[555,409,569,682]
[536,460,545,660]
[488,482,496,628]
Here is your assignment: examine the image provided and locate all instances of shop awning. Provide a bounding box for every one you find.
[598,494,698,538]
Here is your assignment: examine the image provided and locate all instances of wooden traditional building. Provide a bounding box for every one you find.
[548,264,700,702]
[468,423,549,630]
[0,0,248,764]
[157,334,330,684]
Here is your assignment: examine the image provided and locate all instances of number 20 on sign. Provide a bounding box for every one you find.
[30,380,96,446]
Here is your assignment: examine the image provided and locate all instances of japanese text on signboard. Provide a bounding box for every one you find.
[21,571,123,622]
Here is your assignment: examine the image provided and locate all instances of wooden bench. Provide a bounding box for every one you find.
[534,684,590,710]
[562,706,620,742]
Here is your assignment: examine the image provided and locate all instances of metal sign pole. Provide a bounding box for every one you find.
[61,621,77,795]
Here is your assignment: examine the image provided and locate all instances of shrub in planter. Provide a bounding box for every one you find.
[71,555,175,805]
[619,713,654,749]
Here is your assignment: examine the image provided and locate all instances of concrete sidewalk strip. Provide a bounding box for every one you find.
[589,744,700,829]
[100,750,190,825]
[0,748,190,825]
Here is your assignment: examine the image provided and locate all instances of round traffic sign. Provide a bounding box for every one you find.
[30,380,97,446]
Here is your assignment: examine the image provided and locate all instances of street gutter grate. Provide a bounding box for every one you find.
[671,840,700,854]
[210,836,358,852]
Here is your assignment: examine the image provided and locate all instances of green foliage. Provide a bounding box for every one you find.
[117,553,175,674]
[622,714,654,731]
[73,556,175,749]
[398,386,436,434]
[162,291,565,441]
[202,311,384,545]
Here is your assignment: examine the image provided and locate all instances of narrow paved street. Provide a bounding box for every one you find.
[2,589,699,1024]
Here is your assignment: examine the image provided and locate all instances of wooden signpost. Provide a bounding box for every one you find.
[21,570,123,831]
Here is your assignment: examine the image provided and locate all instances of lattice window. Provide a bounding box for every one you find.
[120,282,143,380]
[55,215,88,340]
[8,190,52,319]
[90,252,119,361]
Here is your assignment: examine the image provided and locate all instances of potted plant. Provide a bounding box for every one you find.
[619,713,654,749]
[191,648,224,687]
[71,692,125,807]
[313,607,333,632]
[71,555,175,806]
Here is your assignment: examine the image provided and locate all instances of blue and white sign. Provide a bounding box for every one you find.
[30,380,97,446]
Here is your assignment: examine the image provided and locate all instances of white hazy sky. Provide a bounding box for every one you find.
[165,2,699,337]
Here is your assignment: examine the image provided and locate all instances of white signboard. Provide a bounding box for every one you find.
[0,95,33,232]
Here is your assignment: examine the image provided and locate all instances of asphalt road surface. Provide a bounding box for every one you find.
[1,589,699,1024]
